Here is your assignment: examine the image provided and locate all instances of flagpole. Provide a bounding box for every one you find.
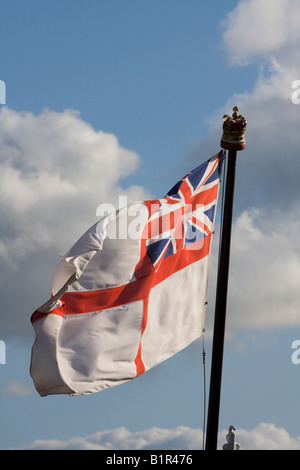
[205,107,247,450]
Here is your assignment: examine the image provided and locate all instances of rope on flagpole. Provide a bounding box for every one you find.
[202,333,206,450]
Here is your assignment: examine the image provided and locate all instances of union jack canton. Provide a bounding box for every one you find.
[143,151,223,273]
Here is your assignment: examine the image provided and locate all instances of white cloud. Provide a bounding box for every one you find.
[15,423,300,450]
[237,423,300,450]
[205,206,300,335]
[18,426,203,451]
[0,107,148,265]
[222,0,300,65]
[227,208,300,330]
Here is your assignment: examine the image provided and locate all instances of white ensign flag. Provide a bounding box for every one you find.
[30,152,222,396]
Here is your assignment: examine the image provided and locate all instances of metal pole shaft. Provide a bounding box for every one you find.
[205,149,237,450]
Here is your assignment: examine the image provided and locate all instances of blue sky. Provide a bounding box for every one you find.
[1,0,300,450]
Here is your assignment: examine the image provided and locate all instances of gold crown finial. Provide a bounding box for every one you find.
[221,106,247,151]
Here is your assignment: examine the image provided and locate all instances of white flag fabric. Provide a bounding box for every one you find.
[30,152,222,396]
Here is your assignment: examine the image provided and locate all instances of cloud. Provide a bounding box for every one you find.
[0,107,147,264]
[18,426,203,451]
[15,423,300,450]
[204,206,300,335]
[227,207,300,330]
[222,0,300,65]
[237,423,300,450]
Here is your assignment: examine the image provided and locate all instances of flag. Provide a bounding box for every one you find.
[30,152,223,396]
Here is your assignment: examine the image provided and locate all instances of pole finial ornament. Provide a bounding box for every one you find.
[222,425,240,450]
[221,106,247,151]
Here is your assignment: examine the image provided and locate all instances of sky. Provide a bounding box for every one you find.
[1,0,300,450]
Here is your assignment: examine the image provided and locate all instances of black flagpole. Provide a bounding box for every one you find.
[205,107,247,450]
